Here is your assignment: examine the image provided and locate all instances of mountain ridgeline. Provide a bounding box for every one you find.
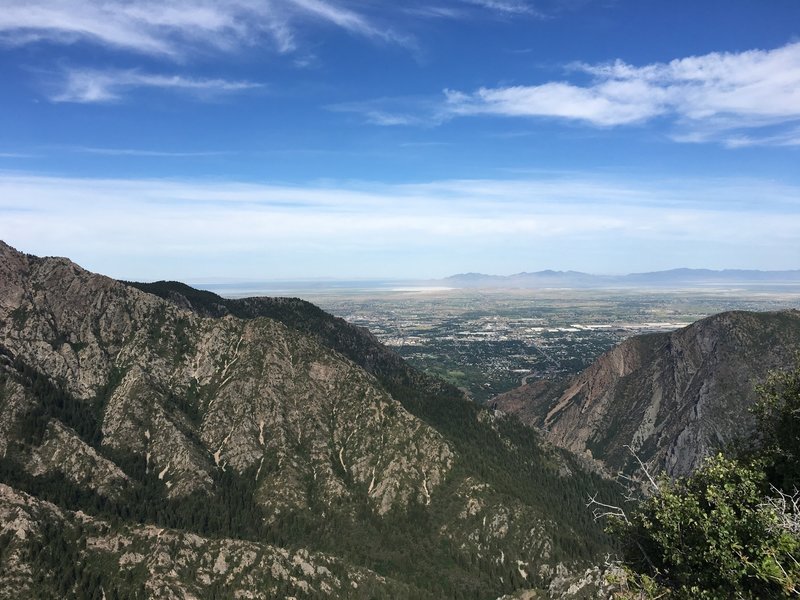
[496,309,800,478]
[0,242,620,599]
[440,268,800,289]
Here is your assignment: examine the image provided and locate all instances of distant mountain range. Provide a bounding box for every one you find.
[438,268,800,289]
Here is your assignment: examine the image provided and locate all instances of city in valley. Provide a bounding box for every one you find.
[209,284,800,403]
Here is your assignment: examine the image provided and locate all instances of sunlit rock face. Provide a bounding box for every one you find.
[0,240,452,514]
[498,309,800,477]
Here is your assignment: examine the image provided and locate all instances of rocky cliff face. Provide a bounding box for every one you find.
[496,310,800,477]
[0,241,618,599]
[0,241,451,514]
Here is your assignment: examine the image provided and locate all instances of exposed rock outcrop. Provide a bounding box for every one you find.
[0,483,405,599]
[0,240,452,514]
[497,310,800,477]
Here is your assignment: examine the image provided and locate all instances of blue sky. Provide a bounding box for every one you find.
[1,0,799,280]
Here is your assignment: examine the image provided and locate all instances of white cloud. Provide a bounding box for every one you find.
[439,42,800,144]
[67,147,231,157]
[287,0,389,40]
[674,126,800,149]
[0,1,232,57]
[329,96,443,126]
[576,42,800,122]
[459,0,541,15]
[402,6,467,19]
[51,68,261,103]
[444,80,664,125]
[360,111,428,127]
[0,172,798,278]
[0,0,408,58]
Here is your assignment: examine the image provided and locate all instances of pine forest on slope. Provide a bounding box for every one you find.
[0,241,619,599]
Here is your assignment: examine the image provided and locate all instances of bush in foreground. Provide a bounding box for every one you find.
[611,361,800,599]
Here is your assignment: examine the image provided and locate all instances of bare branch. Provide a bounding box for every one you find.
[760,485,800,536]
[587,493,630,524]
[624,445,660,493]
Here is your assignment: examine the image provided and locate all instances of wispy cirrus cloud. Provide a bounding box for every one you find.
[400,1,542,20]
[0,1,252,57]
[287,0,411,45]
[674,126,800,149]
[401,6,467,19]
[1,172,798,279]
[2,0,583,105]
[459,0,541,16]
[51,68,261,103]
[356,41,800,147]
[328,95,443,126]
[724,131,800,149]
[0,0,590,60]
[0,0,411,58]
[66,146,232,157]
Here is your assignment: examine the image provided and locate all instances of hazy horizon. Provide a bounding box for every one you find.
[179,265,800,285]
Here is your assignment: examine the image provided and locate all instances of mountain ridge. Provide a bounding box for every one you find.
[0,240,619,599]
[496,309,800,478]
[440,268,800,289]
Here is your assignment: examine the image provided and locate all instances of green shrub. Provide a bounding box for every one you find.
[612,362,800,598]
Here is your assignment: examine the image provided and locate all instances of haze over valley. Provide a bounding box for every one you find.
[200,277,800,402]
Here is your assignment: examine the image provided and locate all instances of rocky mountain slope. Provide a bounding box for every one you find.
[0,241,619,599]
[0,482,409,600]
[496,310,800,478]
